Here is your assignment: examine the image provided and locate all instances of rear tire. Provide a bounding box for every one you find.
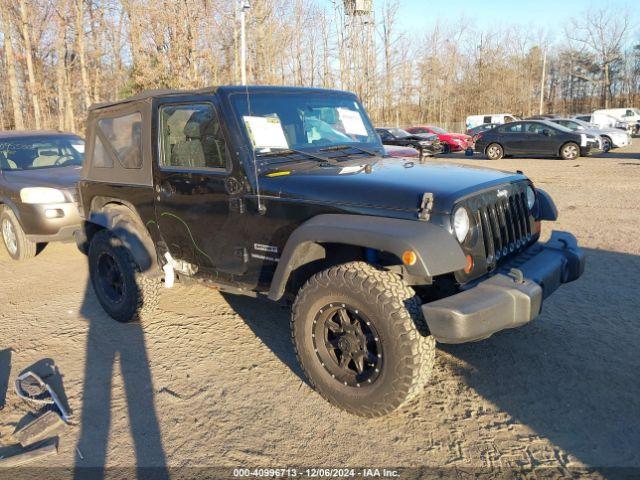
[1,208,37,261]
[486,143,504,160]
[560,142,580,160]
[88,229,160,323]
[291,262,435,417]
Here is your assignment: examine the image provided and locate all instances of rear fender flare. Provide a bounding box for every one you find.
[85,203,159,275]
[268,214,467,301]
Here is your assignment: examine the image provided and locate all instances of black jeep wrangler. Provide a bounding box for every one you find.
[76,86,585,417]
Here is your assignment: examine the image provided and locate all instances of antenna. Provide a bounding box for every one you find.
[237,1,265,215]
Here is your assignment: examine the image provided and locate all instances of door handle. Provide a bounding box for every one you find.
[159,182,176,196]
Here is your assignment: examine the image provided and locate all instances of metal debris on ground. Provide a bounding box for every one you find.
[0,438,58,467]
[13,410,66,446]
[14,371,70,421]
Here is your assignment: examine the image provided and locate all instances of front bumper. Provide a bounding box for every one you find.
[422,231,585,344]
[611,134,631,148]
[18,202,82,242]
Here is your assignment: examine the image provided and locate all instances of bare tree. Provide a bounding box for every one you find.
[0,2,24,129]
[567,8,630,108]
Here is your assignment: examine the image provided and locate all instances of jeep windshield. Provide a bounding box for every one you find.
[0,135,84,171]
[230,92,382,160]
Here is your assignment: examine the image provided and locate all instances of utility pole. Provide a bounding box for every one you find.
[539,48,547,115]
[239,0,250,85]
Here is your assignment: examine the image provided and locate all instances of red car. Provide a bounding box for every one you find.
[406,125,472,153]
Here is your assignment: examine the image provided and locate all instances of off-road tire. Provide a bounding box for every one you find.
[1,207,37,261]
[560,142,580,160]
[88,229,160,323]
[291,261,435,417]
[486,143,504,160]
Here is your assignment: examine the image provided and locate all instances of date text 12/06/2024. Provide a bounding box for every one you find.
[232,468,400,478]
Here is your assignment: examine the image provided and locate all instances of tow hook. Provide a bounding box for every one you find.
[508,268,525,284]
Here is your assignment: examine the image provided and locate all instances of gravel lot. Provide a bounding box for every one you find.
[1,141,639,476]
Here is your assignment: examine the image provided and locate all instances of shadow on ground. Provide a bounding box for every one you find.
[73,282,169,479]
[222,293,306,383]
[441,247,640,468]
[0,348,11,410]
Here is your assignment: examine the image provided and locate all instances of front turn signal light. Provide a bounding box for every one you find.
[464,255,474,273]
[402,250,417,266]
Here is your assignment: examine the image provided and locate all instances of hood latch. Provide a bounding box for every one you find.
[418,193,434,221]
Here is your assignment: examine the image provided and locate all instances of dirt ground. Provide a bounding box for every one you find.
[1,141,639,477]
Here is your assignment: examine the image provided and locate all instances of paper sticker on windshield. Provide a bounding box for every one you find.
[338,108,368,136]
[243,116,289,149]
[71,142,85,153]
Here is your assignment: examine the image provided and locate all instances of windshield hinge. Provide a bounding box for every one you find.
[418,193,434,221]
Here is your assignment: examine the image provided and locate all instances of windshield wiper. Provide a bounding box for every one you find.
[318,144,379,157]
[256,148,331,163]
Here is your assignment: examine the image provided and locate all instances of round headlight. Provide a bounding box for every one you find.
[453,207,470,243]
[526,186,536,210]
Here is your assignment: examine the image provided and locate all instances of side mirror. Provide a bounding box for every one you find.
[542,129,551,136]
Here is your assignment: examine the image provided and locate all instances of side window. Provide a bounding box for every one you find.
[92,136,113,168]
[525,123,546,134]
[160,103,227,170]
[378,130,391,141]
[97,112,143,169]
[500,123,522,133]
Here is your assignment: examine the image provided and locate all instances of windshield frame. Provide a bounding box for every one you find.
[228,90,384,161]
[0,135,84,171]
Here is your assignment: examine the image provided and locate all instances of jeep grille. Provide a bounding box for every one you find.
[455,182,536,283]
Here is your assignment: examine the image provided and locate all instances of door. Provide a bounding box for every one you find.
[497,122,526,154]
[523,122,556,155]
[154,100,246,275]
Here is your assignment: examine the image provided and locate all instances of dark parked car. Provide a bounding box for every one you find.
[0,131,83,260]
[474,120,600,160]
[376,127,442,158]
[466,123,500,138]
[76,86,584,417]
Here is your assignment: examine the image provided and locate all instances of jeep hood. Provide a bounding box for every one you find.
[260,158,527,214]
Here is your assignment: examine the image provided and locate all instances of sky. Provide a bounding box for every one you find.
[321,0,639,42]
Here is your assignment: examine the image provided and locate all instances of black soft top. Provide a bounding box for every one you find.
[89,85,357,111]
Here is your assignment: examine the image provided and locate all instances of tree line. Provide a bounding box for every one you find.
[0,0,638,134]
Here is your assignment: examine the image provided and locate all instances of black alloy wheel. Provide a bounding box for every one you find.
[313,303,382,387]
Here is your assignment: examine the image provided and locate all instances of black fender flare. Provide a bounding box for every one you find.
[536,188,558,221]
[268,214,467,301]
[83,203,160,275]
